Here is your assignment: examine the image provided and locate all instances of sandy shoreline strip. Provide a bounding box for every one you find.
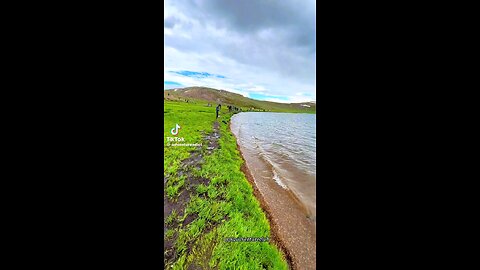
[238,150,295,268]
[232,124,316,270]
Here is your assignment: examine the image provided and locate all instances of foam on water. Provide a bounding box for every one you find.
[272,169,288,189]
[231,112,316,219]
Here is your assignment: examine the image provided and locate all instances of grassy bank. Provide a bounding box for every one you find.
[164,100,288,269]
[165,87,316,114]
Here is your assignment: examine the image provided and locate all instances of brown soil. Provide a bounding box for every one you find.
[232,122,316,270]
[240,160,295,269]
[164,121,222,268]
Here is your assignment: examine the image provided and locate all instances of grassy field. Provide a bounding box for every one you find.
[165,87,316,114]
[164,100,288,269]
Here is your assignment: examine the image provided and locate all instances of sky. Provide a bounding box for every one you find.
[164,0,316,103]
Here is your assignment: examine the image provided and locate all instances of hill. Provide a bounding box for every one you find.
[164,87,316,113]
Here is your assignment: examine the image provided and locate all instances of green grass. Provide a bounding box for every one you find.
[164,102,213,181]
[165,87,316,114]
[164,100,288,269]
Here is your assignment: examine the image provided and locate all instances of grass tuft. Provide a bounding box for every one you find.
[164,100,288,269]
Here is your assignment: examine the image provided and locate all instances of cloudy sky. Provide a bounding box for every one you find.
[164,0,316,103]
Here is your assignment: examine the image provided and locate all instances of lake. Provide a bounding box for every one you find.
[231,112,316,221]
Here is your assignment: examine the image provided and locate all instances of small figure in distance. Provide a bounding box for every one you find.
[216,104,220,119]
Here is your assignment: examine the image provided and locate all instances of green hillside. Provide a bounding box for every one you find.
[164,87,316,113]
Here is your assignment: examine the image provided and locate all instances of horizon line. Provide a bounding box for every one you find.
[164,87,315,104]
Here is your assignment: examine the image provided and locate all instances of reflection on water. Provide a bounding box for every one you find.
[231,112,316,220]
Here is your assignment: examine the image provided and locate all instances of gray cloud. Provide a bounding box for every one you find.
[170,0,315,51]
[164,0,316,102]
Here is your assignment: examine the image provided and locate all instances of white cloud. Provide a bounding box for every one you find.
[164,0,316,103]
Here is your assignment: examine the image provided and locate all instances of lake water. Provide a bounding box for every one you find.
[231,112,316,220]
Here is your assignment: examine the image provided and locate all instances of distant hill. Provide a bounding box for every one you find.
[164,87,316,113]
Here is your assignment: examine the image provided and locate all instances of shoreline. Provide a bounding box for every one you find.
[236,140,294,269]
[237,110,316,115]
[230,119,316,270]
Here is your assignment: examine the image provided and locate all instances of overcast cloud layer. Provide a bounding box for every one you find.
[164,0,316,103]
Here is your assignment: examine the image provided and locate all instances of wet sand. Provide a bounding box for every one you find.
[232,125,316,270]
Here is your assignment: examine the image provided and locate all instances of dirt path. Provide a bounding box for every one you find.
[164,121,220,266]
[165,120,297,269]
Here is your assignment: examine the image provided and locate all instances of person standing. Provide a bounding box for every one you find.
[216,104,220,119]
